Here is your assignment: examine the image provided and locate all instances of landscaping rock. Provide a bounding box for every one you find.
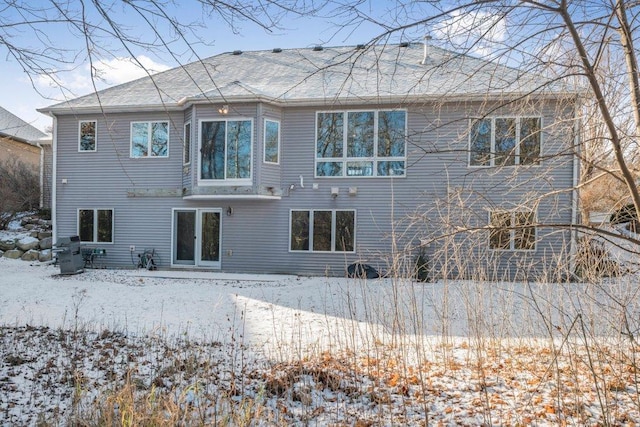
[39,237,52,250]
[38,249,52,262]
[3,249,24,259]
[16,236,40,251]
[21,249,40,261]
[0,239,16,251]
[38,231,52,239]
[3,213,54,263]
[38,219,52,228]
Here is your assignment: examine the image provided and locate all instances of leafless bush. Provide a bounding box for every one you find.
[0,157,40,229]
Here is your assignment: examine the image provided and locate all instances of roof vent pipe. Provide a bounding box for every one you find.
[422,34,432,65]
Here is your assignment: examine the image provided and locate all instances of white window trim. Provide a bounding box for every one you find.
[314,109,407,178]
[130,120,170,159]
[78,120,97,152]
[289,209,356,253]
[263,119,280,165]
[77,208,114,244]
[468,116,543,168]
[488,209,537,252]
[197,117,254,186]
[183,121,192,166]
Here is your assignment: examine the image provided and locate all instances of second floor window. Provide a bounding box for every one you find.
[131,121,169,158]
[79,120,97,152]
[183,122,191,165]
[200,119,252,182]
[469,117,541,167]
[264,119,280,164]
[316,110,406,177]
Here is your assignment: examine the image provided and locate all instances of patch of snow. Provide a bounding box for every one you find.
[2,258,640,425]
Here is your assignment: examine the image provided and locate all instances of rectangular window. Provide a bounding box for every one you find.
[130,121,169,158]
[78,209,113,243]
[489,210,535,251]
[183,122,191,165]
[290,209,355,252]
[469,117,541,167]
[79,121,97,152]
[264,119,280,164]
[200,119,252,182]
[316,110,406,177]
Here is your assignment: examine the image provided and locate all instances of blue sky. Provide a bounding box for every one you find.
[0,1,519,133]
[0,2,406,132]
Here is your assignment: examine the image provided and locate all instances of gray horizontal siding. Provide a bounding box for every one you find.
[54,98,576,278]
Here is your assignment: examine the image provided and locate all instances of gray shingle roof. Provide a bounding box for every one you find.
[0,106,47,143]
[40,43,574,113]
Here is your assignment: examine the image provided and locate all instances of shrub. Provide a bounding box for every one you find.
[0,157,40,229]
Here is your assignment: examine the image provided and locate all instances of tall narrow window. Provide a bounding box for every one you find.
[79,121,97,152]
[131,121,169,158]
[290,210,310,251]
[519,118,541,165]
[264,119,280,164]
[200,119,252,182]
[78,209,113,243]
[183,122,191,165]
[290,210,355,252]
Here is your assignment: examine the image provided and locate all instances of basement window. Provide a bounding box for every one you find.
[489,210,536,251]
[78,209,113,243]
[290,209,355,252]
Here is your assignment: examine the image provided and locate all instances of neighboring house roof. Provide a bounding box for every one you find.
[0,106,48,143]
[40,43,576,114]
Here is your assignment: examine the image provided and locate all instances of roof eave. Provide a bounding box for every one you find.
[38,89,579,115]
[38,103,186,116]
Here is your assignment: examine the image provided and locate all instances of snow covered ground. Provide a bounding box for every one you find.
[2,257,640,425]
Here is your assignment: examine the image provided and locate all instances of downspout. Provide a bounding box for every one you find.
[569,102,580,277]
[51,113,58,245]
[36,140,44,209]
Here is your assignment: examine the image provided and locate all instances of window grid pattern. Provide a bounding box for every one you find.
[200,119,252,182]
[316,110,406,177]
[78,209,113,243]
[290,209,355,253]
[130,121,169,158]
[489,210,536,251]
[470,117,541,167]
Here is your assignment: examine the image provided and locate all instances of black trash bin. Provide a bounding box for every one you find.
[56,236,84,275]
